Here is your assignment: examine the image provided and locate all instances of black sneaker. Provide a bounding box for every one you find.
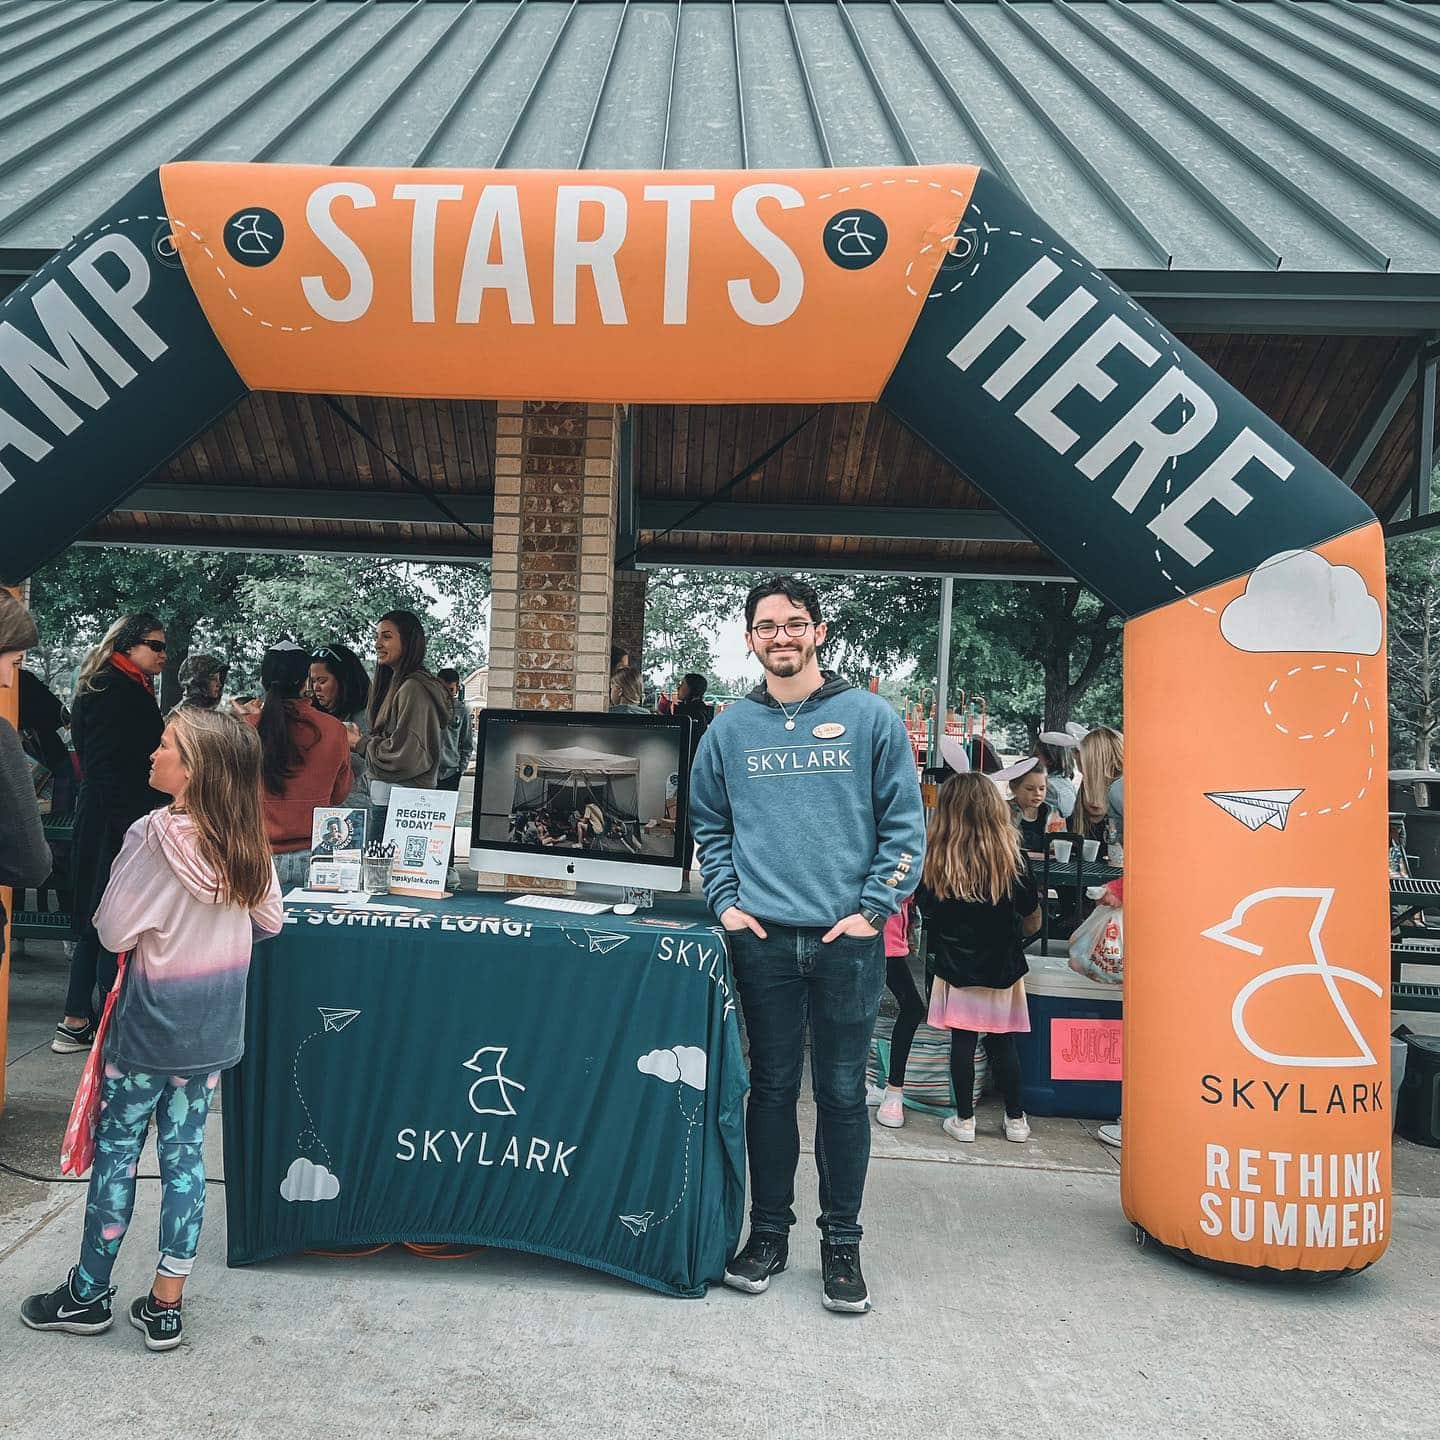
[722,1232,789,1294]
[50,1020,95,1055]
[19,1269,114,1335]
[129,1294,184,1352]
[820,1242,871,1313]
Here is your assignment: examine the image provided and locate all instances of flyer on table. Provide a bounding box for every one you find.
[309,806,367,892]
[382,788,459,898]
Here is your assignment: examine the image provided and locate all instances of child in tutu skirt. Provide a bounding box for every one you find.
[916,772,1043,1144]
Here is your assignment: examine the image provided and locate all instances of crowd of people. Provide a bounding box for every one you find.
[0,593,489,1346]
[24,608,471,1054]
[0,575,1125,1333]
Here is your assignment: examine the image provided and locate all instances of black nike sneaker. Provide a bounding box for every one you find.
[129,1293,184,1352]
[722,1232,789,1294]
[19,1269,114,1335]
[820,1241,871,1313]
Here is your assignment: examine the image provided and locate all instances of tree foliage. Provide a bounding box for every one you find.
[27,547,489,709]
[1387,531,1440,770]
[642,566,1122,740]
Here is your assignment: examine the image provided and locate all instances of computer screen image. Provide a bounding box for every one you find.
[471,711,693,889]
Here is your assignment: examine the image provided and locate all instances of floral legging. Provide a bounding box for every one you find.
[74,1066,220,1302]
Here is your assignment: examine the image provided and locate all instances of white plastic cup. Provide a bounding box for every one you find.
[1050,838,1073,863]
[1082,839,1101,862]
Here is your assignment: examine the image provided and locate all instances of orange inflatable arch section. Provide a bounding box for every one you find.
[0,163,1390,1277]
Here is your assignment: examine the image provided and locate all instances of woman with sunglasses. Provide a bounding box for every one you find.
[54,613,168,1054]
[307,642,373,809]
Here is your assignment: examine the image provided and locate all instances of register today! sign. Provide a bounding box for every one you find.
[381,787,459,900]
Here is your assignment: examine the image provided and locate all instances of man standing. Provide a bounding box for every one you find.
[435,668,473,793]
[689,577,925,1313]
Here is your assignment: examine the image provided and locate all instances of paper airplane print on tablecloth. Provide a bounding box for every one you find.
[618,1211,655,1236]
[1205,789,1304,832]
[584,930,630,955]
[317,1007,361,1032]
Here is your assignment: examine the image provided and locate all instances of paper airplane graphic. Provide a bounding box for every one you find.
[317,1007,361,1033]
[618,1210,654,1236]
[585,931,630,955]
[1205,789,1304,832]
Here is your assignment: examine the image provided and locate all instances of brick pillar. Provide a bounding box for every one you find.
[487,401,619,712]
[611,569,648,675]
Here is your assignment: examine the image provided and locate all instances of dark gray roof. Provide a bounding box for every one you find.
[3,0,1440,284]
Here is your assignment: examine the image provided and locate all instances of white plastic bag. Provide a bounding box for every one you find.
[1068,903,1123,985]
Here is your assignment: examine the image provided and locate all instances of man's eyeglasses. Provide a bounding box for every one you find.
[139,639,167,654]
[749,619,816,640]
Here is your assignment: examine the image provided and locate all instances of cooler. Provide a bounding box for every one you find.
[1017,945,1123,1119]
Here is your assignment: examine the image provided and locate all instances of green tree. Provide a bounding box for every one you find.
[642,569,750,687]
[28,547,489,709]
[640,566,1122,737]
[242,558,490,684]
[1387,531,1440,770]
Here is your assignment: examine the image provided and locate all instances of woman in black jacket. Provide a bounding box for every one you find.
[0,596,52,929]
[54,612,167,1053]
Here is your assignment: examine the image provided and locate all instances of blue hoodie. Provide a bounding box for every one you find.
[688,674,926,929]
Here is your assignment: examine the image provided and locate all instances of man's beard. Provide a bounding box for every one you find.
[758,639,815,679]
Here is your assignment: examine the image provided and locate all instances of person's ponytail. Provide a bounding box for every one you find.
[256,644,315,795]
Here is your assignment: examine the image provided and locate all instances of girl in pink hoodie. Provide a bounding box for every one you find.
[22,707,281,1352]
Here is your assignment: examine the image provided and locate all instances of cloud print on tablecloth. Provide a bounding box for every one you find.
[637,1046,707,1091]
[1219,550,1382,656]
[280,1156,340,1202]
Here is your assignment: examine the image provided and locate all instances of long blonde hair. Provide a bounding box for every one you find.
[168,707,273,908]
[77,613,162,694]
[610,665,644,708]
[921,772,1023,904]
[1078,726,1124,826]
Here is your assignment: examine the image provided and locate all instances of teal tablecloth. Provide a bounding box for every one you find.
[222,895,747,1297]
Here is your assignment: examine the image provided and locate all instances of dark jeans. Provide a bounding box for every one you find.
[728,923,885,1245]
[949,1030,1024,1120]
[435,772,461,792]
[883,954,927,1089]
[65,929,118,1021]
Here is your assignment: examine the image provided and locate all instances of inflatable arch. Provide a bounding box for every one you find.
[0,164,1390,1277]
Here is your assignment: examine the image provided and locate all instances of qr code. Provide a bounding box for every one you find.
[404,835,427,867]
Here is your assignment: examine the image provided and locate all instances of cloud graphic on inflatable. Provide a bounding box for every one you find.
[1219,550,1381,656]
[280,1156,340,1202]
[637,1045,707,1090]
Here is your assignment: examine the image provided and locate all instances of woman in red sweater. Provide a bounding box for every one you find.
[247,643,350,887]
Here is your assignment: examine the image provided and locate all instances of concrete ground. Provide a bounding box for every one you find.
[3,931,1438,1438]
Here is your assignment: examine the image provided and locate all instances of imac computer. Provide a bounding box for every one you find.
[469,709,694,891]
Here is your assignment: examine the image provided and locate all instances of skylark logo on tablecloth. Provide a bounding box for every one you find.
[464,1046,527,1117]
[392,1044,577,1175]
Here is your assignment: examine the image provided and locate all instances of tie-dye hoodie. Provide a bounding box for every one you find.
[95,809,283,1077]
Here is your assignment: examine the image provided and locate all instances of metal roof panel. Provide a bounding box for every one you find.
[1,0,1439,280]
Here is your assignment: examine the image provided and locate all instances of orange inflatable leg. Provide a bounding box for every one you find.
[1123,523,1391,1275]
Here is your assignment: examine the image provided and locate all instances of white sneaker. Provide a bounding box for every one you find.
[1097,1122,1122,1149]
[865,1084,886,1108]
[876,1091,905,1128]
[1002,1113,1031,1143]
[942,1115,975,1144]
